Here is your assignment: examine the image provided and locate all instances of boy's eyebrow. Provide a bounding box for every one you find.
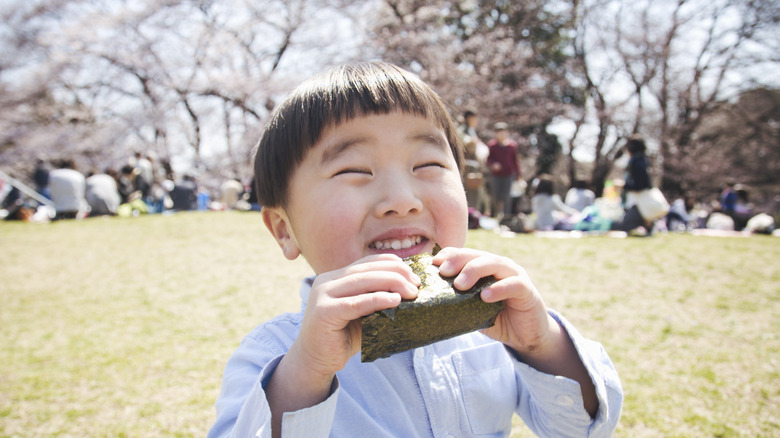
[412,132,449,152]
[319,136,371,166]
[319,130,450,166]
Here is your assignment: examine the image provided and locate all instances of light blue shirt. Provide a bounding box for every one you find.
[209,277,623,437]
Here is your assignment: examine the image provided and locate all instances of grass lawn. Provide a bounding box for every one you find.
[0,211,778,437]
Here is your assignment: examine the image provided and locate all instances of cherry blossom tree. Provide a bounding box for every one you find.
[368,0,583,179]
[0,0,365,186]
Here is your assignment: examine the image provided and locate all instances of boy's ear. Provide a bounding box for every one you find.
[261,207,301,261]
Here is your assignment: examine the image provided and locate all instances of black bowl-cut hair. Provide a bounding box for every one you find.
[253,62,464,208]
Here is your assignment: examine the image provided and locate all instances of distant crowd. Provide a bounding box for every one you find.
[1,152,260,222]
[457,110,778,237]
[1,116,778,236]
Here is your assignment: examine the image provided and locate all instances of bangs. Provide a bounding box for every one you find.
[292,63,454,151]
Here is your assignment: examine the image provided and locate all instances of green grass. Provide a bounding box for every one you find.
[1,212,778,437]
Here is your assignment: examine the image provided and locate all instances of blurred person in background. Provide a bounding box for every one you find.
[666,195,698,232]
[719,180,737,215]
[32,158,51,200]
[531,174,579,231]
[610,136,654,235]
[48,159,88,220]
[219,178,244,210]
[731,184,754,231]
[116,165,135,203]
[170,174,198,211]
[459,109,489,214]
[565,179,596,212]
[86,169,121,216]
[133,151,153,203]
[486,122,522,220]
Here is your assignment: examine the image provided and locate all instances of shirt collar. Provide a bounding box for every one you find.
[299,275,316,312]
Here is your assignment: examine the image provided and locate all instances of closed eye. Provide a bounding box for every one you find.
[333,168,372,177]
[414,162,447,171]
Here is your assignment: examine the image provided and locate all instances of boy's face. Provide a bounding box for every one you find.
[262,112,468,275]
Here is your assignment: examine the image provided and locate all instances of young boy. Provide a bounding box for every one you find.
[209,62,623,438]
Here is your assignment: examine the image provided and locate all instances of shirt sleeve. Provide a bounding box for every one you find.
[207,336,279,438]
[209,347,341,438]
[209,309,343,438]
[279,379,340,438]
[511,310,623,438]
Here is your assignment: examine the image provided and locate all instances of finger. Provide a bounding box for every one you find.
[431,246,481,277]
[478,275,538,308]
[458,255,524,289]
[341,255,421,286]
[328,270,420,301]
[435,249,523,291]
[318,290,404,325]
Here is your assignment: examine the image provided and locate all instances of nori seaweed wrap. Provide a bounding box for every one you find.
[361,248,504,362]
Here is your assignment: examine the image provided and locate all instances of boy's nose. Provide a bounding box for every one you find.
[374,175,423,217]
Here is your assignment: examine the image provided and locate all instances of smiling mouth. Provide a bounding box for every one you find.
[369,235,424,251]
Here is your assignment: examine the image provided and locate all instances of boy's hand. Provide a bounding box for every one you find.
[432,246,599,417]
[266,254,420,435]
[290,254,420,380]
[432,247,552,355]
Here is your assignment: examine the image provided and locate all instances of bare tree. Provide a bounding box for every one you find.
[4,0,775,204]
[652,0,779,196]
[0,0,365,186]
[689,88,780,206]
[571,0,779,198]
[369,0,584,180]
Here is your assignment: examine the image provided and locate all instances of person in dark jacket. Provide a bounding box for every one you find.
[612,136,654,235]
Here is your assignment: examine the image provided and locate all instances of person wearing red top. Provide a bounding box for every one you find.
[486,122,522,219]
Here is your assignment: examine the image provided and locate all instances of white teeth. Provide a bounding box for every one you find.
[371,236,423,250]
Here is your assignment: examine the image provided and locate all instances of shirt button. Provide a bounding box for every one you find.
[556,395,575,407]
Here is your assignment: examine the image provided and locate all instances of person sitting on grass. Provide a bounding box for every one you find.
[532,174,580,231]
[208,62,623,438]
